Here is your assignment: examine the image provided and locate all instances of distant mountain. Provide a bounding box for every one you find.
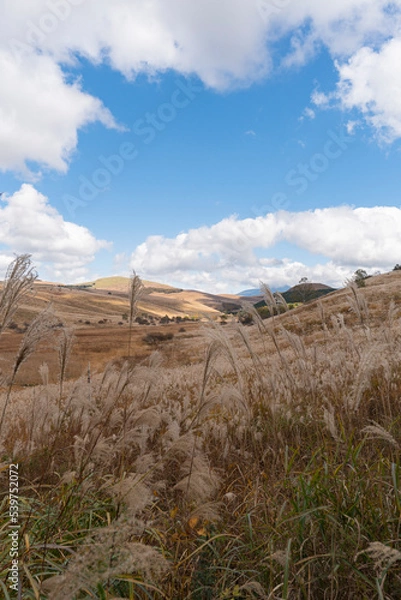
[239,286,287,297]
[239,288,262,297]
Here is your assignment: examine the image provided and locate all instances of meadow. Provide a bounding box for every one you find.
[1,256,401,599]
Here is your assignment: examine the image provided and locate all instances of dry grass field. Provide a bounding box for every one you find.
[1,258,401,599]
[0,275,232,386]
[0,322,204,387]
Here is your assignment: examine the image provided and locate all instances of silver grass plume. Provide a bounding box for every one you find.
[57,327,75,401]
[260,281,276,312]
[0,254,37,336]
[106,473,152,516]
[362,421,399,448]
[260,281,288,316]
[42,519,169,599]
[0,307,56,433]
[127,270,143,357]
[347,281,369,328]
[361,541,401,571]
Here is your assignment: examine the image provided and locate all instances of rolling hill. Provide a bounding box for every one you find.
[8,277,242,327]
[282,282,336,303]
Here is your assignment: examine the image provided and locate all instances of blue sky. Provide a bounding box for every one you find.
[1,1,401,292]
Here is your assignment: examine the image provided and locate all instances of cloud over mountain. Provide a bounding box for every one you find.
[129,206,401,292]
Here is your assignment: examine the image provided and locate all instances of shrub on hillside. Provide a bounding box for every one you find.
[142,331,174,345]
[237,309,253,325]
[135,316,149,325]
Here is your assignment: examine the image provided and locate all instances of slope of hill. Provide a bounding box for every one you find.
[92,276,181,293]
[282,282,336,303]
[7,278,242,326]
[239,282,336,303]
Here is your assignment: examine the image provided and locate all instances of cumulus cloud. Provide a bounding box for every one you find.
[139,260,355,295]
[128,206,401,292]
[5,0,396,84]
[269,0,400,55]
[263,0,401,140]
[1,0,401,176]
[2,0,270,87]
[334,37,401,141]
[0,184,110,281]
[0,49,118,177]
[0,0,269,175]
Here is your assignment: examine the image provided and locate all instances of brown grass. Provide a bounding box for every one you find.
[25,280,234,323]
[1,265,401,599]
[0,322,204,386]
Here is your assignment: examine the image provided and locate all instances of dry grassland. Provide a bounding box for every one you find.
[1,261,401,599]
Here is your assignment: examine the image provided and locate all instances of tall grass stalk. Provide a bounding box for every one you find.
[0,254,37,336]
[127,270,143,357]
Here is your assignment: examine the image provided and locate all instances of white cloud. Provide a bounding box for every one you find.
[0,252,15,275]
[128,206,401,292]
[0,184,110,281]
[0,0,400,177]
[0,0,269,175]
[311,90,331,108]
[269,0,401,56]
[265,1,401,139]
[303,107,316,120]
[1,0,271,88]
[284,206,401,264]
[346,120,360,134]
[334,37,401,141]
[0,49,118,178]
[125,257,354,294]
